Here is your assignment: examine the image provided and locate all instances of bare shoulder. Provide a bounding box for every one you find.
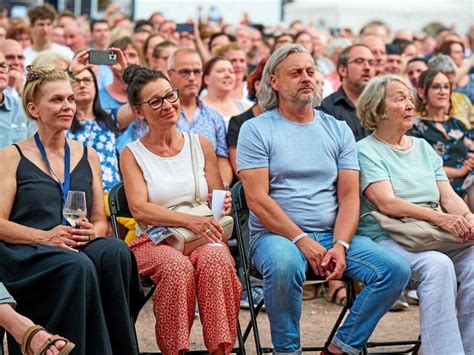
[0,144,22,172]
[197,135,214,154]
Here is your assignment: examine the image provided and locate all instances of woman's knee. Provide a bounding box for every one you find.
[419,252,456,284]
[376,250,411,291]
[194,245,234,270]
[65,251,98,281]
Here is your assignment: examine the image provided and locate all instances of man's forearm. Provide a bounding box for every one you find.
[333,195,359,244]
[249,193,303,239]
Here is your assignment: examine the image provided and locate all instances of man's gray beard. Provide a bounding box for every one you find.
[290,90,322,108]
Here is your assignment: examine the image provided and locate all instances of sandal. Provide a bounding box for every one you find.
[325,285,347,307]
[21,325,75,355]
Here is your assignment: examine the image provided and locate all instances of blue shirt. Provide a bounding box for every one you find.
[177,99,229,157]
[357,135,448,243]
[237,109,359,234]
[0,93,37,148]
[98,88,131,153]
[67,119,121,192]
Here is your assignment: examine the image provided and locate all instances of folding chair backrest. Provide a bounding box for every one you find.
[230,181,252,270]
[108,182,132,239]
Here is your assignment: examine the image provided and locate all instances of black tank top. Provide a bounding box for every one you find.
[9,144,93,231]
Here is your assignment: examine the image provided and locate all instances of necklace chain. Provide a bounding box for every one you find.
[372,132,410,151]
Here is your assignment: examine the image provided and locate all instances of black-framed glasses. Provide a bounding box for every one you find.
[0,63,11,73]
[138,89,179,110]
[430,83,451,92]
[72,77,95,86]
[169,68,203,79]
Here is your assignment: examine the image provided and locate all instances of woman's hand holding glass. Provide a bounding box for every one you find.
[42,225,77,252]
[186,215,223,243]
[71,218,96,245]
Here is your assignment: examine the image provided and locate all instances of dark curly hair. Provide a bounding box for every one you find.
[122,64,169,106]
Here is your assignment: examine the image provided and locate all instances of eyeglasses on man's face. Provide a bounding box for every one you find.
[138,89,180,110]
[347,58,376,67]
[169,68,203,79]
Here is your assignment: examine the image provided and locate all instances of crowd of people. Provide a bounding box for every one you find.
[0,3,473,355]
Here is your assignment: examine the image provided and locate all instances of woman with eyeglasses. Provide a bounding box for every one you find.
[410,70,474,210]
[67,68,121,194]
[120,64,241,355]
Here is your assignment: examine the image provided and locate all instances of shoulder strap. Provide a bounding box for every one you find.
[188,132,201,204]
[83,144,88,158]
[12,144,24,157]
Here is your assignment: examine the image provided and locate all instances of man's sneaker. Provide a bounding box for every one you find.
[240,286,265,311]
[390,294,409,311]
[406,289,419,305]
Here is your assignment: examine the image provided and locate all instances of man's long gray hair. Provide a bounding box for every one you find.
[257,44,321,112]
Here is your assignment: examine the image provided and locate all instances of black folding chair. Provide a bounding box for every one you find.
[231,181,421,355]
[231,181,356,354]
[0,328,4,355]
[108,182,246,355]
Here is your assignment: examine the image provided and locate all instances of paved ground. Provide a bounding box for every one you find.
[136,291,420,354]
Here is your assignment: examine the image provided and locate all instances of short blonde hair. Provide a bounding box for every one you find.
[212,41,242,58]
[357,75,411,130]
[31,50,71,70]
[22,66,70,120]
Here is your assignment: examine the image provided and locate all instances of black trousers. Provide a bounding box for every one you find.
[0,238,144,355]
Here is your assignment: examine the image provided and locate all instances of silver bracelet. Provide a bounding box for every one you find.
[292,232,308,244]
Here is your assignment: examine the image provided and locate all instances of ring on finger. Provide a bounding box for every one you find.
[205,228,211,233]
[87,236,91,242]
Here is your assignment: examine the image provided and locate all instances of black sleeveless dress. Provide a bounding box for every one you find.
[0,144,144,355]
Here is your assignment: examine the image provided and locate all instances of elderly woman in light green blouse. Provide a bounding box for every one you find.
[356,74,474,355]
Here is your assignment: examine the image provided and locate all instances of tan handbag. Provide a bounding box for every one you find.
[369,203,473,253]
[165,133,233,255]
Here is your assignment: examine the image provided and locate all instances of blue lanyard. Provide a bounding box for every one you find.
[34,133,71,225]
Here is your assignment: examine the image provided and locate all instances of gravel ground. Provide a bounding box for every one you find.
[136,292,420,354]
[1,292,420,354]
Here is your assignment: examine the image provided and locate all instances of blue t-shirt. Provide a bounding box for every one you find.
[237,109,359,234]
[357,135,449,242]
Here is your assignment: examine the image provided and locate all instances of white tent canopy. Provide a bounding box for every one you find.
[285,0,473,35]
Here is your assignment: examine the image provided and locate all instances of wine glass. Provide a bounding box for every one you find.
[63,191,87,227]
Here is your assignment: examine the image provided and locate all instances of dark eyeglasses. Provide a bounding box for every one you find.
[72,77,94,86]
[430,84,450,92]
[138,89,179,110]
[169,68,203,79]
[5,54,25,61]
[0,63,11,73]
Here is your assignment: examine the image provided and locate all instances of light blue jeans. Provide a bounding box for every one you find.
[249,231,411,354]
[380,239,473,355]
[0,282,15,307]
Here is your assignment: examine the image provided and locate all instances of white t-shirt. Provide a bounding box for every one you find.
[24,43,74,66]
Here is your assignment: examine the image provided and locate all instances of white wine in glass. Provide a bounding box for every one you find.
[63,191,87,227]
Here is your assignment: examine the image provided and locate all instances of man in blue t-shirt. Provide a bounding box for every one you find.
[237,44,410,355]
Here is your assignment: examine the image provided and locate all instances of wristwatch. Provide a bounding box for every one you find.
[334,240,350,251]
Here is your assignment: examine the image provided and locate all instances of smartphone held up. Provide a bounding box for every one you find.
[88,50,118,65]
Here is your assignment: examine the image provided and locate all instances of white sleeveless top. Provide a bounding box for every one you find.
[127,133,208,208]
